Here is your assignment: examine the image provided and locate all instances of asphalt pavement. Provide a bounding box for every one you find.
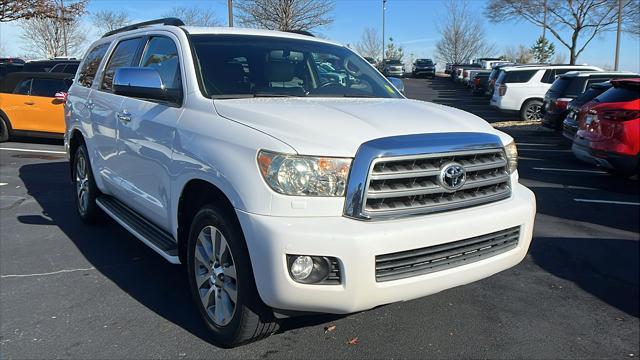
[0,76,638,359]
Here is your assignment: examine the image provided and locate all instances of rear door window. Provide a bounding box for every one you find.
[13,78,32,95]
[101,37,143,91]
[78,43,110,87]
[31,78,72,97]
[596,86,640,103]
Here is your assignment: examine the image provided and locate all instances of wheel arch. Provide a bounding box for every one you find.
[0,108,13,134]
[67,128,85,182]
[176,178,240,265]
[520,97,544,111]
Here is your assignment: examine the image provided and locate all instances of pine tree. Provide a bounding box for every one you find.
[530,36,556,63]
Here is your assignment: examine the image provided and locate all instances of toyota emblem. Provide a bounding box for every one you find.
[438,162,466,191]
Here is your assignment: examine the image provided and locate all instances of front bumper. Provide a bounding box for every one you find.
[385,69,404,77]
[237,184,536,314]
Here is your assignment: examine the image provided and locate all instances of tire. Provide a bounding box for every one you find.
[187,204,278,347]
[0,116,10,142]
[520,99,544,122]
[73,143,102,223]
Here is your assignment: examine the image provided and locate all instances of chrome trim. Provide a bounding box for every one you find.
[343,132,506,220]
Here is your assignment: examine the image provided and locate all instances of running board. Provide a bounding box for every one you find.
[96,196,180,264]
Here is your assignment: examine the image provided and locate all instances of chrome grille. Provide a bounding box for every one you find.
[363,148,511,218]
[375,226,520,282]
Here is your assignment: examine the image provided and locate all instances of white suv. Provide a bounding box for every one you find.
[490,64,602,121]
[65,18,536,346]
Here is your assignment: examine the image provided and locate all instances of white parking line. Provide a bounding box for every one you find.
[533,167,607,174]
[0,147,66,155]
[0,183,7,186]
[518,149,572,152]
[1,267,95,279]
[574,199,640,206]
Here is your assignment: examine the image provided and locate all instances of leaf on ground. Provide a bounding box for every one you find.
[324,324,337,334]
[347,337,359,345]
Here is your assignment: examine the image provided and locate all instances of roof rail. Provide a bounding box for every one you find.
[102,18,185,38]
[285,30,315,37]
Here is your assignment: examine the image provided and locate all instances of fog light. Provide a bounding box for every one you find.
[290,256,314,280]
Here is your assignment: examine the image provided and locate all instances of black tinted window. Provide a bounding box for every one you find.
[23,63,53,72]
[101,38,143,91]
[140,37,181,90]
[13,79,31,95]
[64,64,79,74]
[503,70,537,83]
[31,78,72,97]
[78,43,110,87]
[549,77,572,93]
[596,86,640,103]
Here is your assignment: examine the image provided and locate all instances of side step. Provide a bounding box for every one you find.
[96,196,180,264]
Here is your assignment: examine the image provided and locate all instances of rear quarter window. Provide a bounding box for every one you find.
[503,70,537,83]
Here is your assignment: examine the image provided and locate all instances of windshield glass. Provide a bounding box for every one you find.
[191,34,402,99]
[386,60,402,65]
[416,59,433,65]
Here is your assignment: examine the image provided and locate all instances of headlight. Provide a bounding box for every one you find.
[504,141,518,173]
[257,150,352,196]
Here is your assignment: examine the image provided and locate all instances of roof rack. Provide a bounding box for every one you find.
[285,30,315,37]
[102,18,185,38]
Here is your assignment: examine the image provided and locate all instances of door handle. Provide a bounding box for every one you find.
[117,111,131,123]
[24,101,35,105]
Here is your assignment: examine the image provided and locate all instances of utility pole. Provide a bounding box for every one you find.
[61,0,68,57]
[228,0,233,27]
[542,0,547,42]
[614,0,622,70]
[382,0,387,64]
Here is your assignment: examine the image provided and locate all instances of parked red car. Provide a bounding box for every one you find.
[572,78,640,176]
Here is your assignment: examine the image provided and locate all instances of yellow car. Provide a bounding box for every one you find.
[0,72,72,142]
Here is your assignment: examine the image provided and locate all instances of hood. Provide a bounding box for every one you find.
[214,98,502,157]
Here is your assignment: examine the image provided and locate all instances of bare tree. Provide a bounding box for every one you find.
[162,6,220,27]
[20,15,86,58]
[503,44,533,63]
[552,51,566,64]
[91,10,131,35]
[236,0,335,31]
[384,37,404,61]
[486,0,639,64]
[1,0,85,22]
[435,0,491,64]
[354,27,382,61]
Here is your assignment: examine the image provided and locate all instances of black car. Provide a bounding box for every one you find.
[412,58,435,78]
[471,72,491,96]
[49,62,80,74]
[542,71,639,130]
[23,59,81,73]
[561,82,613,141]
[0,58,26,82]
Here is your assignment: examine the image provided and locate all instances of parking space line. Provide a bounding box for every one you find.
[0,147,66,155]
[1,267,95,279]
[0,183,7,186]
[518,149,571,152]
[574,199,640,206]
[533,167,607,174]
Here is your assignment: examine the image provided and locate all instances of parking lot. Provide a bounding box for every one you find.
[0,76,638,359]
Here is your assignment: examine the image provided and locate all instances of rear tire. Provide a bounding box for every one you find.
[187,204,278,347]
[73,143,102,223]
[0,116,10,142]
[520,99,543,122]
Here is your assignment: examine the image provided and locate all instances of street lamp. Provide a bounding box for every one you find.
[382,0,387,64]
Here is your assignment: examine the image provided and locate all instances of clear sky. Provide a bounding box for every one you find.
[1,0,639,71]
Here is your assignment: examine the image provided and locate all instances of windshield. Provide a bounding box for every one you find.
[416,59,433,65]
[191,34,402,99]
[386,60,402,65]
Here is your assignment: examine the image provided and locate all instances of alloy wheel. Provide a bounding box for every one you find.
[525,103,542,121]
[75,152,89,215]
[194,225,238,326]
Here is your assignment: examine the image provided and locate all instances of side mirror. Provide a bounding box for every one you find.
[387,76,405,94]
[113,67,180,103]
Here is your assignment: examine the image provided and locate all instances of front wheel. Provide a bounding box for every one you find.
[521,99,543,121]
[187,204,278,347]
[0,117,9,142]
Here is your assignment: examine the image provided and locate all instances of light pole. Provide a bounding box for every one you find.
[382,0,387,64]
[228,0,233,27]
[614,0,622,70]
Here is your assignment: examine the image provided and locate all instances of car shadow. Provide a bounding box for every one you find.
[530,236,639,317]
[17,160,346,346]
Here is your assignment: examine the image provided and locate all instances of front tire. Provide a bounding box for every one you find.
[521,99,543,121]
[187,204,278,347]
[73,143,101,223]
[0,116,10,142]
